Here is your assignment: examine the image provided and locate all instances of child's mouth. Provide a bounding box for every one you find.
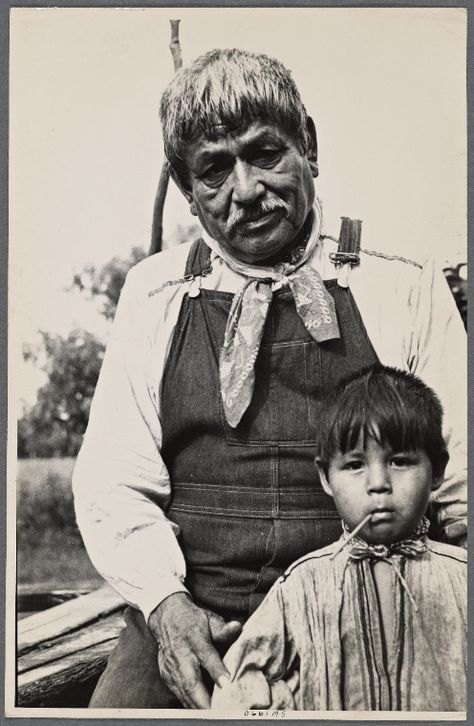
[370,509,394,523]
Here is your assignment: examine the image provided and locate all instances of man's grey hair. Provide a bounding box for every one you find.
[160,48,311,185]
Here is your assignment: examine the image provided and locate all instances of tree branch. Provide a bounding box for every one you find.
[169,20,183,72]
[149,20,183,255]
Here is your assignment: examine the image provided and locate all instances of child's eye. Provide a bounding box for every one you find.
[390,454,416,468]
[342,460,364,471]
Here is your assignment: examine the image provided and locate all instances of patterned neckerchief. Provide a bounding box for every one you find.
[203,199,340,428]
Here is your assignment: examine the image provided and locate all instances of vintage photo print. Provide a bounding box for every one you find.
[7,5,467,720]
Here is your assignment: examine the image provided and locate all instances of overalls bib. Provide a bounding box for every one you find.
[161,240,380,622]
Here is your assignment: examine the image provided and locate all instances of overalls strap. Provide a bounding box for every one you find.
[184,238,212,278]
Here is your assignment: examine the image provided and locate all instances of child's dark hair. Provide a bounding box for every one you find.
[315,366,449,480]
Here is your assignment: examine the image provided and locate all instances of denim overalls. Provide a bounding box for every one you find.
[161,240,380,621]
[90,239,381,707]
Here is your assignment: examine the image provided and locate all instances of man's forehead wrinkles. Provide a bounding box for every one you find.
[202,124,285,148]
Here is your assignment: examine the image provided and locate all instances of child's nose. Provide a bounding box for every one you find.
[367,464,392,494]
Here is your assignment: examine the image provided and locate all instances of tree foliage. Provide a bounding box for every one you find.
[18,232,199,458]
[18,246,147,458]
[70,246,147,320]
[18,331,105,458]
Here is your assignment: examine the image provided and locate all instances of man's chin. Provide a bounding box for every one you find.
[230,228,296,265]
[234,242,290,265]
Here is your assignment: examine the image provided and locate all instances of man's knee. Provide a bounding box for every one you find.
[89,607,181,709]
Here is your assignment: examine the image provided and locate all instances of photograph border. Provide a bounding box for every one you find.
[2,1,471,725]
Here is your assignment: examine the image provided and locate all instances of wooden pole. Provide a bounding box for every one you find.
[149,20,183,255]
[169,19,182,70]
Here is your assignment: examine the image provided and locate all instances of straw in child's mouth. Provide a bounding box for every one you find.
[330,513,372,560]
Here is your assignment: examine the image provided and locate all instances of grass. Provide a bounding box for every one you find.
[16,457,103,591]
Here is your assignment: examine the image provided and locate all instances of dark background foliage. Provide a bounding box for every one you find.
[18,246,146,458]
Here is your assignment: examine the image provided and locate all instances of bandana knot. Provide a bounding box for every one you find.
[208,200,341,428]
[343,516,429,561]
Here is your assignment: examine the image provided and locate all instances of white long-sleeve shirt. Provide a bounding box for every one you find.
[72,233,467,622]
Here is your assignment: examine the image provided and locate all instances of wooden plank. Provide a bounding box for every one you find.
[18,583,125,652]
[17,589,90,614]
[18,612,124,674]
[17,640,117,707]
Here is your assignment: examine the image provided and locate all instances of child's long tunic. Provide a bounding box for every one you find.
[212,538,466,712]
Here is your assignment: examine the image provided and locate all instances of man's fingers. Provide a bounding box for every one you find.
[169,644,218,709]
[208,615,242,644]
[157,648,183,702]
[184,678,212,709]
[152,599,242,708]
[178,657,212,709]
[199,644,230,685]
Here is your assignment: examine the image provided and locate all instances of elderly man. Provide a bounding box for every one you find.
[73,48,466,709]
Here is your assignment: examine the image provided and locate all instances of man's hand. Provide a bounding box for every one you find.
[148,593,242,708]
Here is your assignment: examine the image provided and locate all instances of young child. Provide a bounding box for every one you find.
[211,366,466,712]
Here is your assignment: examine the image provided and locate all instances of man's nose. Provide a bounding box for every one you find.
[231,159,265,205]
[367,464,392,494]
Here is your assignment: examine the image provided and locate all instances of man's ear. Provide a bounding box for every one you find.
[315,458,332,497]
[169,164,196,212]
[306,117,318,179]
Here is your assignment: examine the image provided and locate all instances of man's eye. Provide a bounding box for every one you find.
[200,163,232,187]
[251,149,283,169]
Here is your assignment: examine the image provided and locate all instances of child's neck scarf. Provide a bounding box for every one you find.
[343,516,430,561]
[341,516,430,612]
[203,199,340,428]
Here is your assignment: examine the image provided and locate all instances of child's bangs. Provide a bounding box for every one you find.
[330,379,429,456]
[316,367,447,478]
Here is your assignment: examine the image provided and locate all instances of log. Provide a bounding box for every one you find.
[18,583,124,653]
[17,588,90,615]
[18,639,116,706]
[17,586,126,706]
[18,612,124,674]
[17,612,124,706]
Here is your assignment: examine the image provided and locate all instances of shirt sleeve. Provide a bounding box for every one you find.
[72,267,188,622]
[211,583,297,710]
[408,257,467,544]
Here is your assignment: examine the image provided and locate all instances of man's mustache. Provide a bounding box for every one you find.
[225,197,290,234]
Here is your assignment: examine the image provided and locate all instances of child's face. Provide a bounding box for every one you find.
[318,433,442,544]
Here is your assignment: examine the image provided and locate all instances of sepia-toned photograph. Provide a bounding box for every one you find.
[7,6,467,718]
